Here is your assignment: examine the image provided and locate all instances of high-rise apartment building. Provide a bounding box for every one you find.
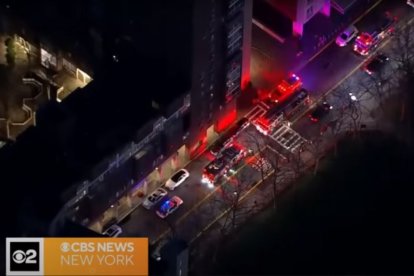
[0,0,253,236]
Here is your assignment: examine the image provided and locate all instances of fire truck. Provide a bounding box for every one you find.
[254,89,310,135]
[259,73,303,104]
[202,145,246,185]
[276,73,303,96]
[353,13,396,56]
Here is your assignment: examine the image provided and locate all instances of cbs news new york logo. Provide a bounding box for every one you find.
[6,238,148,275]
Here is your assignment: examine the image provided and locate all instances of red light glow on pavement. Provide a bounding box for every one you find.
[216,108,237,133]
[190,133,208,159]
[241,70,250,91]
[257,88,273,102]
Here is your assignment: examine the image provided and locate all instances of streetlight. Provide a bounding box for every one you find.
[349,93,357,101]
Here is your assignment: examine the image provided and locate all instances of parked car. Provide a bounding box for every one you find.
[103,224,122,237]
[165,169,190,190]
[363,53,389,75]
[142,188,168,209]
[156,196,183,219]
[336,25,358,47]
[309,102,332,122]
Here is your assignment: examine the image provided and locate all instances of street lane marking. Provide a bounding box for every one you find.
[266,145,287,160]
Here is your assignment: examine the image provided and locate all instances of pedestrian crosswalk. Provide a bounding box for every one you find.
[244,101,269,122]
[269,123,308,153]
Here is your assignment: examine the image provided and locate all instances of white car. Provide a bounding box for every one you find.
[165,169,190,190]
[142,188,168,209]
[103,224,122,237]
[336,25,358,47]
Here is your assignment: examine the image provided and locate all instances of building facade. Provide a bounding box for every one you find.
[50,0,253,234]
[268,0,331,36]
[188,0,252,156]
[0,0,253,236]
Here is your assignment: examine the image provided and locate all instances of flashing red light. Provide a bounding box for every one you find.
[216,108,237,133]
[276,74,302,96]
[308,115,318,122]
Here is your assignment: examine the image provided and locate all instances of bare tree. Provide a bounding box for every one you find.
[358,53,400,120]
[323,114,348,157]
[243,127,270,185]
[261,147,289,209]
[391,24,414,79]
[244,124,291,209]
[286,144,307,179]
[330,81,366,139]
[390,24,414,123]
[218,170,257,234]
[304,136,325,175]
[208,170,257,263]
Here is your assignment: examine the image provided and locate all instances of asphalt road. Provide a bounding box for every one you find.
[120,0,413,246]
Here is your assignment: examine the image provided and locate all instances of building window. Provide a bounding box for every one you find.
[306,6,314,19]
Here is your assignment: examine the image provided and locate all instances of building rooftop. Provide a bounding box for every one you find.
[1,0,193,78]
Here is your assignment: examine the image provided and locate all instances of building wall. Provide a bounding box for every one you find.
[268,0,330,36]
[189,0,227,150]
[67,95,191,228]
[295,0,328,25]
[53,0,252,232]
[188,0,252,153]
[267,0,298,20]
[241,0,253,90]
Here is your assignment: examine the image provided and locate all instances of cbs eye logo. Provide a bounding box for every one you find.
[6,238,43,275]
[12,248,38,264]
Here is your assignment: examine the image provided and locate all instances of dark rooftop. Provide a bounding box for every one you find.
[1,0,193,78]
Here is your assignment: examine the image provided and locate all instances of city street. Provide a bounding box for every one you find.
[120,0,413,249]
